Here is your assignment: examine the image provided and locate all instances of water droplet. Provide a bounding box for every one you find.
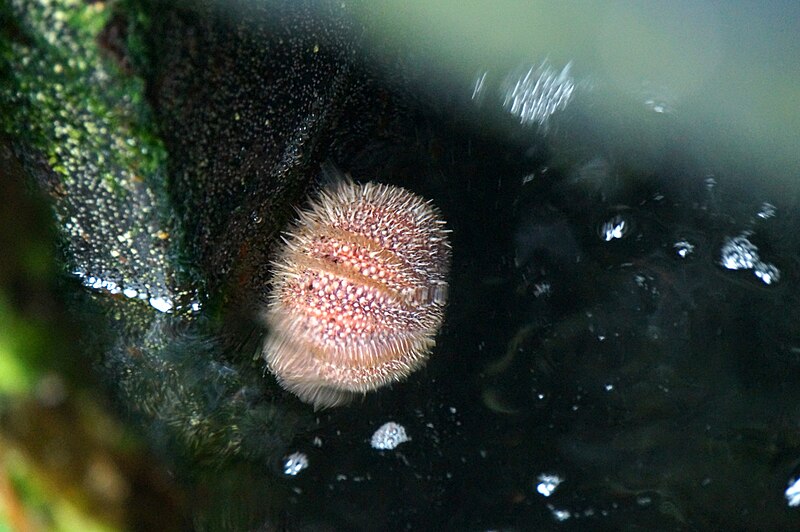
[370,421,410,450]
[786,477,800,507]
[533,281,551,297]
[757,202,776,220]
[673,240,695,258]
[547,505,571,522]
[719,234,758,271]
[536,473,564,497]
[123,287,138,298]
[719,233,780,285]
[598,214,630,241]
[754,263,780,285]
[283,452,309,476]
[149,296,174,313]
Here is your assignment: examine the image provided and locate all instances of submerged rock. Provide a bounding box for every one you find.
[1,0,404,474]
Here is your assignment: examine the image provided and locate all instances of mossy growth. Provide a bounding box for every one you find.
[0,0,166,192]
[1,0,184,314]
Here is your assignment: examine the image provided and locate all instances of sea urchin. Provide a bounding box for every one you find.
[262,178,451,409]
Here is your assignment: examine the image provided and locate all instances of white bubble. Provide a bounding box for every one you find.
[536,473,564,497]
[754,263,780,285]
[673,240,695,258]
[370,421,410,450]
[600,216,627,241]
[720,235,758,271]
[283,452,309,476]
[123,287,139,298]
[719,233,780,285]
[533,281,551,297]
[757,202,776,220]
[786,477,800,507]
[547,505,571,522]
[149,296,174,313]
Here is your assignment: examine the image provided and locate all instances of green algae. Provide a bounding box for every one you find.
[0,0,182,314]
[1,0,165,188]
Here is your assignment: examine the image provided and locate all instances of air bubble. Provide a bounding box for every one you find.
[719,233,780,285]
[674,240,695,258]
[786,477,800,507]
[370,421,410,450]
[536,473,564,497]
[283,452,309,476]
[598,214,630,241]
[757,202,776,220]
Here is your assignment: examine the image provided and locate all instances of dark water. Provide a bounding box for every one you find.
[271,96,800,530]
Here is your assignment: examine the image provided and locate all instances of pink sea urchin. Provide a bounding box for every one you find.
[262,179,451,409]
